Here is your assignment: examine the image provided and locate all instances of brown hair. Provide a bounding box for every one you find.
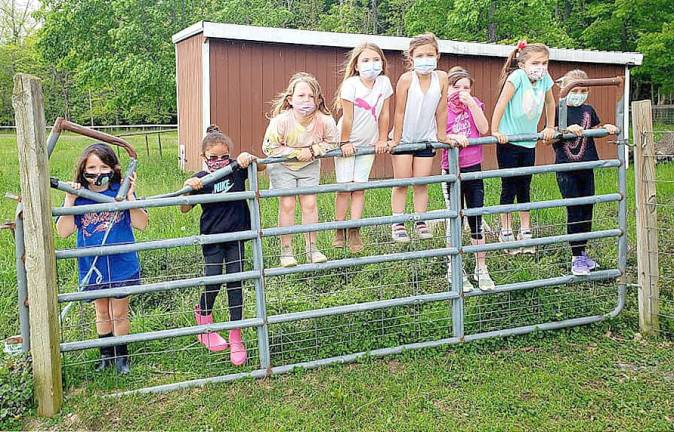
[74,143,122,186]
[201,124,234,155]
[557,69,588,90]
[404,33,440,70]
[497,42,550,92]
[269,72,331,118]
[333,43,388,112]
[447,66,473,87]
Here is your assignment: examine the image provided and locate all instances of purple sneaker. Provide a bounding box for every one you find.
[571,256,590,276]
[581,251,598,270]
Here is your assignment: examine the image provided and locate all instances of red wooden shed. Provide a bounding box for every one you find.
[172,21,642,175]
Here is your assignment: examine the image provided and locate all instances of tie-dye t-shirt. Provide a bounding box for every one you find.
[498,68,554,148]
[337,75,393,147]
[262,110,338,171]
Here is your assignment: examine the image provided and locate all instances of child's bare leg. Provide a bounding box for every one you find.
[519,211,531,232]
[335,191,350,221]
[350,190,365,220]
[391,154,413,214]
[500,212,512,233]
[110,297,130,336]
[411,156,434,213]
[472,238,487,270]
[299,194,319,246]
[94,298,112,335]
[279,196,296,248]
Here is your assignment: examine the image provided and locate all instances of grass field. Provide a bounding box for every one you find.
[1,130,673,430]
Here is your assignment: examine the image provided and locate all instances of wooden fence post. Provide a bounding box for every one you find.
[12,74,63,416]
[632,99,660,336]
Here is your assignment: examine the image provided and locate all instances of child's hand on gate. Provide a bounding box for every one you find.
[375,140,389,154]
[126,173,138,200]
[297,148,314,162]
[447,134,469,148]
[493,131,508,144]
[603,124,619,135]
[566,124,583,137]
[184,177,203,191]
[340,143,356,157]
[64,182,81,205]
[237,152,256,168]
[542,127,556,144]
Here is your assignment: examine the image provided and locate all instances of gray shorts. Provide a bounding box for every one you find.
[268,160,321,189]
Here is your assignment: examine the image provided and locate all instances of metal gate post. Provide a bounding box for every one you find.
[448,146,464,339]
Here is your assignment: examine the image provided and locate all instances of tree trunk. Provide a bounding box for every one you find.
[487,1,497,42]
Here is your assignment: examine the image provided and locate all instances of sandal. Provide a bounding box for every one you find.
[415,221,433,240]
[391,223,410,243]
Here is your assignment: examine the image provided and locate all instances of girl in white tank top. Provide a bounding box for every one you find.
[388,33,449,243]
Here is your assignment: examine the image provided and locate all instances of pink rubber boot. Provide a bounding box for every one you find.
[194,305,228,352]
[228,329,248,366]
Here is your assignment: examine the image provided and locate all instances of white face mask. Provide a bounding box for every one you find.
[525,65,547,81]
[566,92,588,107]
[413,57,437,75]
[358,61,382,80]
[292,102,316,117]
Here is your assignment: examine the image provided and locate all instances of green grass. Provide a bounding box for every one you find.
[1,131,673,430]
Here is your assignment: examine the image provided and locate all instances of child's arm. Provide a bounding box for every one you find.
[542,89,556,143]
[179,177,203,213]
[376,97,391,154]
[339,99,356,157]
[127,173,148,230]
[491,82,516,144]
[237,152,266,171]
[462,94,489,135]
[54,184,79,238]
[262,118,301,160]
[390,73,411,147]
[435,71,449,143]
[312,116,339,157]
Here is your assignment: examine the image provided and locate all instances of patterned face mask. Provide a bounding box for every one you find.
[525,65,547,82]
[448,91,467,114]
[84,171,113,186]
[205,155,231,172]
[566,92,588,107]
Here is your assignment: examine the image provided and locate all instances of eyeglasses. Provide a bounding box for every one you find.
[206,155,229,162]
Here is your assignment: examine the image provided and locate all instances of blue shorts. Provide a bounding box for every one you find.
[82,272,140,301]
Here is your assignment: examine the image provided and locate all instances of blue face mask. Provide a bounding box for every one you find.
[413,57,437,75]
[358,61,382,80]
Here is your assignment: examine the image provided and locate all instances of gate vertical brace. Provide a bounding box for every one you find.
[448,147,464,339]
[248,163,271,370]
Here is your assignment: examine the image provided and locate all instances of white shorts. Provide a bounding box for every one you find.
[334,154,375,183]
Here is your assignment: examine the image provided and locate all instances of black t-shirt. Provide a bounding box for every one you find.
[554,104,601,163]
[192,167,251,235]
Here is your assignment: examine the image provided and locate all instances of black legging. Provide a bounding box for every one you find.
[442,164,484,240]
[200,241,244,320]
[497,143,536,205]
[556,169,595,256]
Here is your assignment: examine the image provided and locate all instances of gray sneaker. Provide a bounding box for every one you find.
[571,255,591,276]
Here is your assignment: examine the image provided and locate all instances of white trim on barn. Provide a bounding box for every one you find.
[201,38,211,136]
[173,21,643,66]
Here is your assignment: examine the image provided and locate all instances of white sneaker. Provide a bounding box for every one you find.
[306,246,328,264]
[474,267,496,291]
[517,230,536,255]
[498,230,518,255]
[280,248,297,267]
[447,265,473,292]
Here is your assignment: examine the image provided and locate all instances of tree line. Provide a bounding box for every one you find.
[0,0,672,126]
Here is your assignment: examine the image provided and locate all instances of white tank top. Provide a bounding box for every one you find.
[402,71,441,143]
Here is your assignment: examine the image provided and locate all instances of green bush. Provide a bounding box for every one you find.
[0,352,33,425]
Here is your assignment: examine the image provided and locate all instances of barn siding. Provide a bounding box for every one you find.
[176,34,204,171]
[178,35,624,175]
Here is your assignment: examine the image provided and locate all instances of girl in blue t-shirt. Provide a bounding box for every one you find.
[56,143,148,375]
[180,125,265,366]
[491,41,556,254]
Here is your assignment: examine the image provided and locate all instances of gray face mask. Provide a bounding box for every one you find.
[566,92,588,107]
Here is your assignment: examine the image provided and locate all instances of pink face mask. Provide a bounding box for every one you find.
[448,91,467,114]
[293,102,316,117]
[205,156,231,172]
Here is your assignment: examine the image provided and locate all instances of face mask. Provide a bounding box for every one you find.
[84,171,113,186]
[205,156,231,172]
[448,91,467,114]
[525,65,547,82]
[566,92,588,107]
[293,102,316,117]
[413,57,437,75]
[358,61,382,80]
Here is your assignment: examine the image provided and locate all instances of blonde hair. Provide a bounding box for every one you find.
[269,72,331,118]
[498,42,550,92]
[333,43,388,112]
[447,66,473,87]
[557,69,588,90]
[404,33,440,70]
